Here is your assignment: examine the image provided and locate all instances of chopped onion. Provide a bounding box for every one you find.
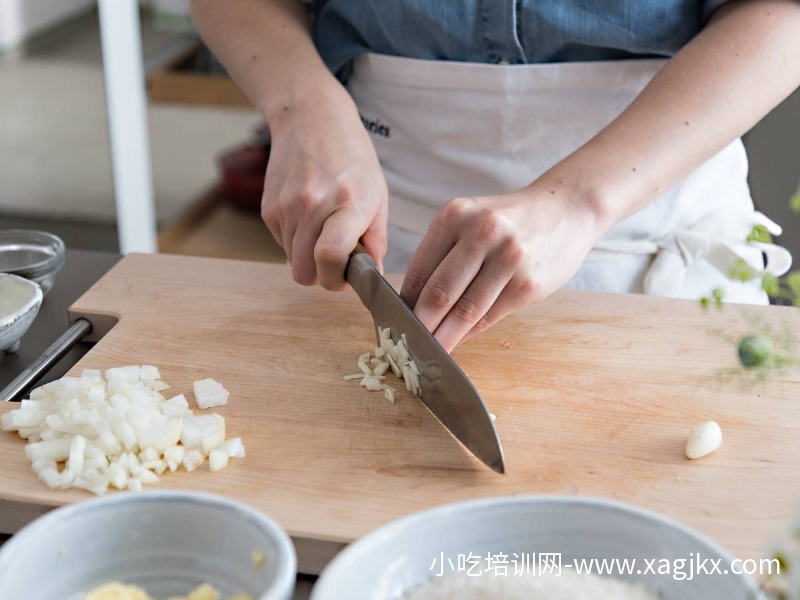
[180,414,226,455]
[209,448,229,472]
[2,366,245,496]
[218,437,246,459]
[193,379,230,409]
[183,449,205,472]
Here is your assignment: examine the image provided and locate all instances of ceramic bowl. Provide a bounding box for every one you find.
[0,491,296,600]
[0,272,43,354]
[312,496,760,600]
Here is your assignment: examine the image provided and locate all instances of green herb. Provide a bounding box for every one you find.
[762,273,781,297]
[788,273,800,307]
[730,258,756,282]
[712,288,725,308]
[738,335,773,368]
[747,224,774,244]
[790,184,800,213]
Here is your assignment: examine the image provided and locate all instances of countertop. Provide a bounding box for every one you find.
[0,249,120,393]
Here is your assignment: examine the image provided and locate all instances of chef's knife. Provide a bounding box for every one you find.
[346,244,506,474]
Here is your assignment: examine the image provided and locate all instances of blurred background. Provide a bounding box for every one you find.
[0,0,285,262]
[0,0,798,262]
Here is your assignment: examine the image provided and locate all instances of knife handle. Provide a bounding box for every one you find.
[346,241,377,292]
[351,241,369,257]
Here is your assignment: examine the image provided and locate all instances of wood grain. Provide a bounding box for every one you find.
[1,253,799,573]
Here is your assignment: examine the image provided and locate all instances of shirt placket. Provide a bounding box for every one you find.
[478,0,527,64]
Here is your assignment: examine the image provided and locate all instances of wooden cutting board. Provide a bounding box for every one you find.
[1,253,800,573]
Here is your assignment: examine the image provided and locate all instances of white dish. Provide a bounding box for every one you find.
[0,272,42,354]
[312,496,760,600]
[0,491,296,600]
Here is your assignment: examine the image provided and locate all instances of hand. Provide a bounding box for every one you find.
[400,188,604,352]
[261,93,388,290]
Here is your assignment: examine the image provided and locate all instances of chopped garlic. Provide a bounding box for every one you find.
[358,361,373,376]
[373,361,390,376]
[344,328,424,403]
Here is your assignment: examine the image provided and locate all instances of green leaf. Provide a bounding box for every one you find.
[700,296,710,310]
[747,224,773,244]
[790,185,800,213]
[762,272,781,297]
[786,271,800,306]
[712,287,725,308]
[729,258,756,282]
[787,272,800,297]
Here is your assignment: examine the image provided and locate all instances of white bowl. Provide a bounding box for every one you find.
[0,491,296,600]
[312,496,760,600]
[0,272,43,354]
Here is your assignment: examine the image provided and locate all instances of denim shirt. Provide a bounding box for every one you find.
[313,0,730,79]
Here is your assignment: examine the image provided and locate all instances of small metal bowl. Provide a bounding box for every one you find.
[0,229,65,297]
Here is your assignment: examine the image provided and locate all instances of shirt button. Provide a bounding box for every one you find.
[498,57,510,65]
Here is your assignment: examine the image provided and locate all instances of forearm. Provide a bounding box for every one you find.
[189,0,355,127]
[539,0,800,230]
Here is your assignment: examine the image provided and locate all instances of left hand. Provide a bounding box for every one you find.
[400,188,604,352]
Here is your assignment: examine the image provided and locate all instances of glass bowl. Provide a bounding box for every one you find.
[0,229,66,297]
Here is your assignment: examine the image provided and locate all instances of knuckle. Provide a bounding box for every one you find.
[402,268,427,297]
[261,208,278,230]
[296,185,325,213]
[499,236,524,265]
[477,209,510,240]
[423,281,455,310]
[518,277,540,300]
[334,182,356,207]
[314,242,344,267]
[473,313,493,332]
[442,197,473,223]
[451,297,482,324]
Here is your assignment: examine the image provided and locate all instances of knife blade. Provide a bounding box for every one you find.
[346,244,506,474]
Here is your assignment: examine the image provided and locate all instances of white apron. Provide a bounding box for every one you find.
[347,53,791,304]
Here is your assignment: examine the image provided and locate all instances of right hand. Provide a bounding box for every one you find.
[261,94,388,291]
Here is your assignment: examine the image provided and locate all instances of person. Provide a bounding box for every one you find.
[190,0,799,352]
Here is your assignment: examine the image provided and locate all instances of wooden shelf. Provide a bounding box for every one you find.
[147,44,252,108]
[158,186,285,263]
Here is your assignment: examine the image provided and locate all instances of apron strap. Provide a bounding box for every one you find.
[589,212,792,298]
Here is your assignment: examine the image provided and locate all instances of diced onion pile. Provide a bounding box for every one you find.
[344,328,422,403]
[1,366,245,495]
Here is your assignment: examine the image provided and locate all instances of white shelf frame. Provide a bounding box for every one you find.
[98,0,158,254]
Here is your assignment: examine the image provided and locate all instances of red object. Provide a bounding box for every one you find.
[218,143,270,212]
